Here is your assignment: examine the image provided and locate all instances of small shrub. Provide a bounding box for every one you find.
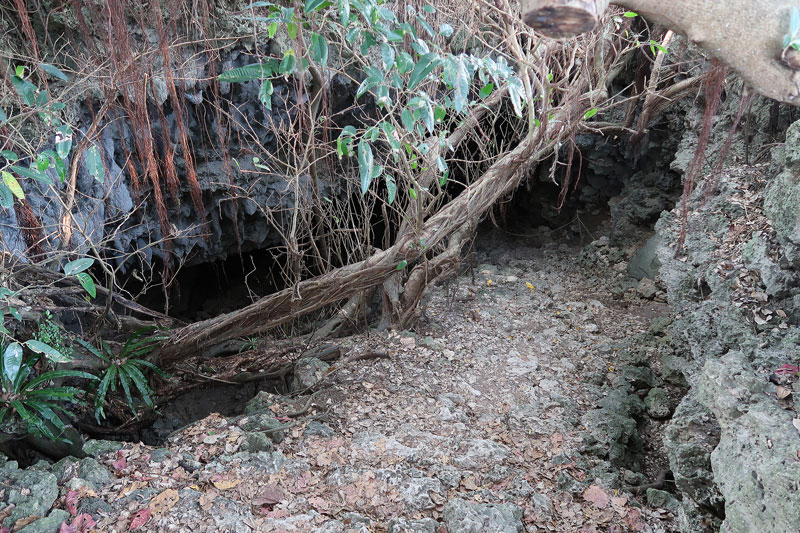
[77,328,168,422]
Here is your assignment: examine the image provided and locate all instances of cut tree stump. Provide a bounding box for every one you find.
[522,0,611,38]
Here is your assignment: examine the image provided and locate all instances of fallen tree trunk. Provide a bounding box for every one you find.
[521,0,800,105]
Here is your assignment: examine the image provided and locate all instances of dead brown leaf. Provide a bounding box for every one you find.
[149,488,179,517]
[583,484,609,509]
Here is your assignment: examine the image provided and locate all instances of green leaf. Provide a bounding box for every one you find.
[311,33,329,67]
[0,107,6,125]
[507,77,525,117]
[338,0,350,23]
[279,50,297,74]
[385,177,397,205]
[268,21,278,38]
[7,307,21,321]
[396,260,408,270]
[3,342,22,384]
[396,51,414,74]
[453,56,470,114]
[479,82,494,99]
[381,43,395,71]
[218,63,274,82]
[2,171,24,200]
[401,107,415,130]
[85,145,104,182]
[623,11,638,17]
[258,79,274,110]
[409,187,417,199]
[356,76,381,99]
[358,140,374,196]
[408,52,439,89]
[124,364,155,408]
[439,23,453,37]
[435,155,447,173]
[38,62,68,81]
[117,367,137,415]
[304,0,328,12]
[76,272,96,298]
[63,257,94,275]
[36,153,50,171]
[10,76,36,105]
[55,125,73,159]
[94,365,117,422]
[583,107,598,119]
[0,184,12,208]
[10,165,52,185]
[26,340,71,363]
[1,150,18,161]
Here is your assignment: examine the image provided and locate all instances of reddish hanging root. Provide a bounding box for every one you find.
[701,86,757,202]
[676,59,728,255]
[14,199,45,260]
[150,0,206,228]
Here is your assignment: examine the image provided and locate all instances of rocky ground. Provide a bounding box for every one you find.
[3,220,689,533]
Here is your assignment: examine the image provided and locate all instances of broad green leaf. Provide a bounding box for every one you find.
[7,307,21,321]
[287,21,298,39]
[338,0,350,23]
[416,15,435,38]
[76,272,96,298]
[479,82,494,99]
[38,62,68,81]
[311,33,329,66]
[440,23,453,37]
[55,125,73,159]
[422,98,434,133]
[0,107,6,125]
[304,0,327,12]
[436,156,447,173]
[623,11,638,17]
[268,21,278,38]
[259,80,274,110]
[385,176,397,205]
[358,140,374,195]
[396,260,408,270]
[409,187,417,199]
[584,108,598,119]
[401,108,415,130]
[408,52,439,89]
[26,340,70,363]
[1,150,18,161]
[2,171,23,200]
[63,257,94,275]
[36,153,50,170]
[381,43,395,71]
[356,76,380,99]
[11,165,52,185]
[396,51,414,74]
[3,342,22,384]
[279,50,297,74]
[10,76,36,105]
[85,145,104,181]
[0,184,12,208]
[218,63,274,82]
[453,56,470,114]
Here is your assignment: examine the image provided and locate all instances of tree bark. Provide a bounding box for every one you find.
[522,0,800,105]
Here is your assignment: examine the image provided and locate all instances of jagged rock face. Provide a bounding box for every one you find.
[654,121,800,531]
[0,37,358,273]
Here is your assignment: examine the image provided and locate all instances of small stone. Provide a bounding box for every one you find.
[292,357,330,391]
[646,488,680,511]
[644,388,673,419]
[443,498,523,533]
[636,278,658,300]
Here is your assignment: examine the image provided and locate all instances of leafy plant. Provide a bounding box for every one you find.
[34,310,73,359]
[219,0,526,206]
[0,341,97,440]
[77,328,168,422]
